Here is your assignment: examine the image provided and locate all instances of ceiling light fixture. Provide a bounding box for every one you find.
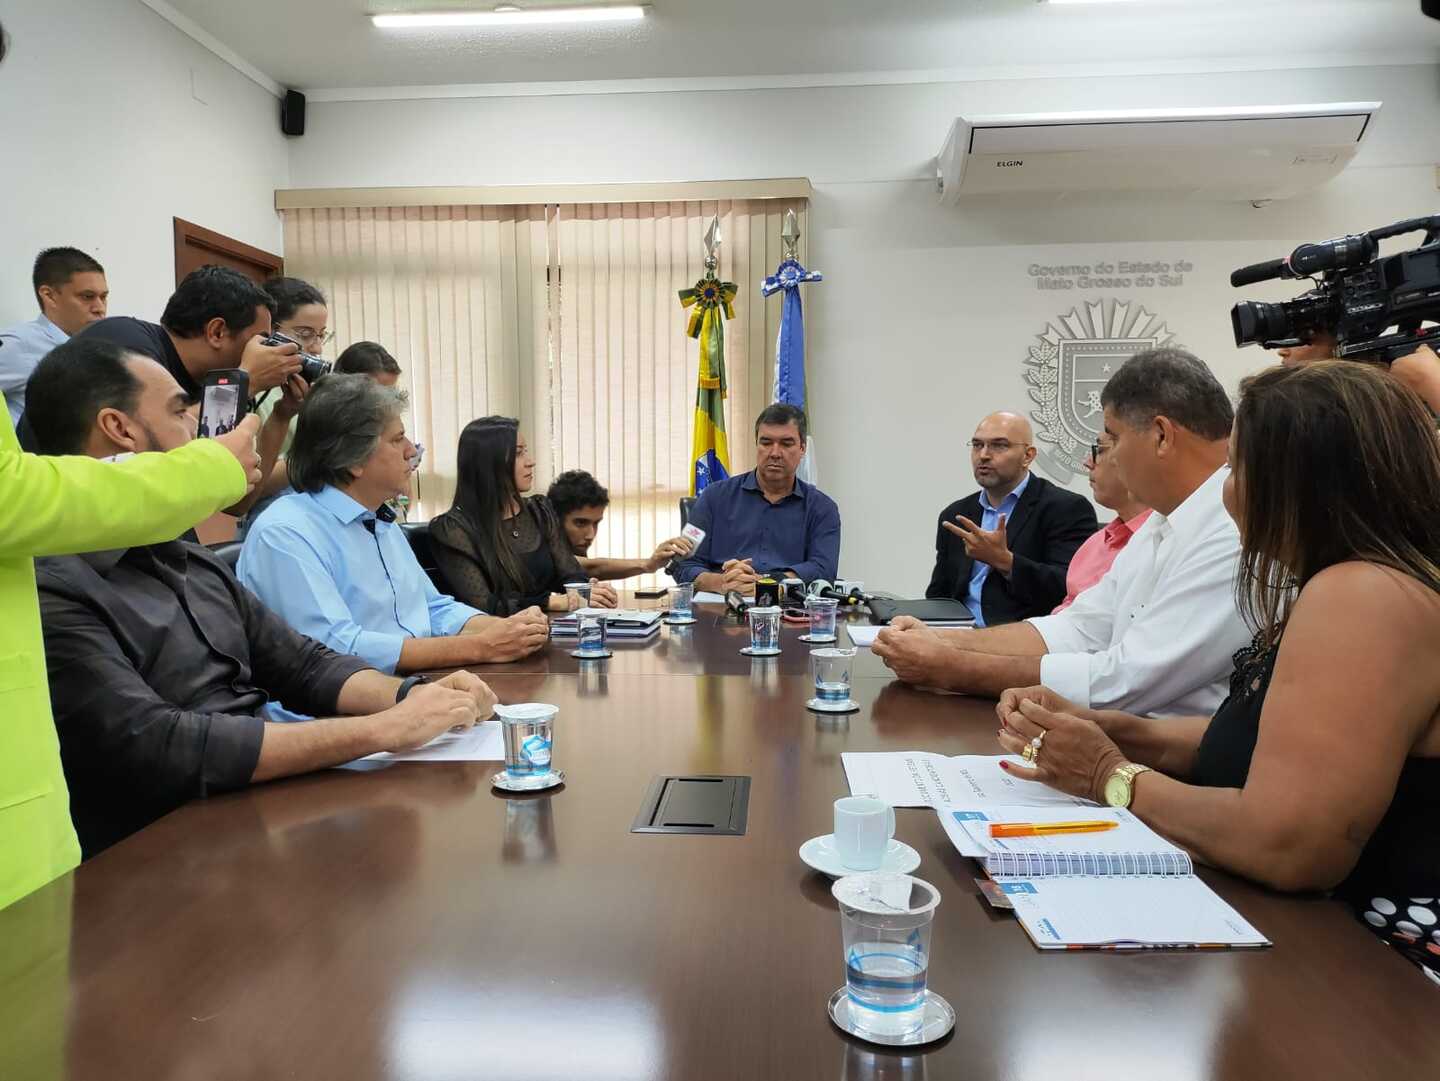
[1041,0,1145,6]
[372,5,650,28]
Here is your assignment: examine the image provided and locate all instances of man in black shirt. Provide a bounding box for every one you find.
[27,340,498,856]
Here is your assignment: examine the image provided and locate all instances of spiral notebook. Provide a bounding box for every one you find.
[944,806,1270,950]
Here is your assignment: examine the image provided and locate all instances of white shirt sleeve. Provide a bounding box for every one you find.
[1034,523,1249,715]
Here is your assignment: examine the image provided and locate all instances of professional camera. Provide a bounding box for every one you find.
[262,330,333,383]
[1230,215,1440,363]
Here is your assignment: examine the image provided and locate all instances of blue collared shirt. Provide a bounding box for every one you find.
[964,471,1031,627]
[0,314,67,425]
[237,487,483,674]
[674,470,841,585]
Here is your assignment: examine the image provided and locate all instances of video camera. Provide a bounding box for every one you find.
[262,330,333,384]
[1230,215,1440,363]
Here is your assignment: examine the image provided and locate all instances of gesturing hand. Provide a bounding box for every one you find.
[944,513,1013,574]
[995,699,1127,803]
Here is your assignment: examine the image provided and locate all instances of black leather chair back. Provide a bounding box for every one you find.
[401,521,453,595]
[208,541,243,571]
[679,497,696,526]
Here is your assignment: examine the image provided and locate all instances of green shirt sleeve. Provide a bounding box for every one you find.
[0,439,247,560]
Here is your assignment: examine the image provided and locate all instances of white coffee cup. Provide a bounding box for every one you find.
[833,796,896,871]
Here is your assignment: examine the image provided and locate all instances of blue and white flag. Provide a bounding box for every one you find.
[761,255,822,482]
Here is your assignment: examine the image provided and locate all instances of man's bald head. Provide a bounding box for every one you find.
[969,411,1037,496]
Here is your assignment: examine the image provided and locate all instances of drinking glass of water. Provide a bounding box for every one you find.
[832,873,941,1038]
[574,611,609,658]
[667,583,695,623]
[804,595,839,642]
[564,581,591,609]
[809,647,858,711]
[495,703,558,788]
[746,605,782,654]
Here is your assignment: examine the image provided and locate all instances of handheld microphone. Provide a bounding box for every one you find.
[1229,259,1290,287]
[806,579,833,597]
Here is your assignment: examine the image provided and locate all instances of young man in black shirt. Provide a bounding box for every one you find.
[26,339,498,856]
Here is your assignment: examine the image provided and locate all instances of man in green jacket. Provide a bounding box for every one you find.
[0,339,262,911]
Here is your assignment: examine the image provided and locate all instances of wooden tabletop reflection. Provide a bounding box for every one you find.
[2,602,1436,1081]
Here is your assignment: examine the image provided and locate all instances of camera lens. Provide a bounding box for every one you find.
[299,355,332,383]
[1231,301,1291,347]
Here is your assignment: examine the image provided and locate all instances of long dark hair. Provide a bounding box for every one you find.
[1233,361,1440,645]
[451,415,526,589]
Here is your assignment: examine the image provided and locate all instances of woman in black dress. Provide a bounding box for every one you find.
[430,416,619,616]
[994,361,1440,985]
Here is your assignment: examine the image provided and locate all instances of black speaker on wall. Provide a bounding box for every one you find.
[281,89,306,136]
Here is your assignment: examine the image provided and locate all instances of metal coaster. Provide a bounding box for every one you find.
[491,769,566,793]
[663,616,697,625]
[739,646,782,656]
[798,634,838,643]
[827,988,955,1048]
[806,697,860,714]
[569,649,613,659]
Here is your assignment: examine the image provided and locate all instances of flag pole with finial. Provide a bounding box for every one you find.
[679,213,738,495]
[762,207,823,481]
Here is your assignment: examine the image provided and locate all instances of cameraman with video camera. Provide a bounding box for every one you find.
[1233,216,1440,413]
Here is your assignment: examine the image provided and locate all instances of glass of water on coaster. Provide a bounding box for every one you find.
[564,581,592,609]
[665,582,696,625]
[493,703,565,792]
[742,605,783,655]
[571,610,611,659]
[829,873,953,1047]
[800,595,839,643]
[809,647,859,712]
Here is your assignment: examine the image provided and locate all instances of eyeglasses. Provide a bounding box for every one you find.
[285,325,334,348]
[969,440,1028,454]
[1089,442,1112,461]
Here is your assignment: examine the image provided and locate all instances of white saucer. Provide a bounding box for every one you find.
[664,616,697,625]
[827,988,955,1048]
[798,633,838,643]
[569,649,613,659]
[807,696,859,713]
[799,835,920,878]
[739,646,782,656]
[491,769,566,793]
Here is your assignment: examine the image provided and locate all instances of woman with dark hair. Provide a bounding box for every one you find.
[993,361,1440,984]
[430,417,619,615]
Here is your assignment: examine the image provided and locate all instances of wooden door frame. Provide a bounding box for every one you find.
[173,217,283,285]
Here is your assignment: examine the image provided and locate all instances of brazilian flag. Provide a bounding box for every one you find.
[679,273,737,495]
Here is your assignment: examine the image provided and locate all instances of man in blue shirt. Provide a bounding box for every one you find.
[0,248,108,424]
[675,403,841,594]
[239,375,550,673]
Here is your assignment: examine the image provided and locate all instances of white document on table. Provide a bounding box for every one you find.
[845,624,883,647]
[842,751,1096,809]
[692,591,727,604]
[359,720,504,763]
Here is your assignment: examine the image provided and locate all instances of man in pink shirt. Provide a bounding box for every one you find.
[1052,435,1152,613]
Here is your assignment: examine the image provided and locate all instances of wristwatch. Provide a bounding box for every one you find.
[1102,762,1153,809]
[395,674,429,704]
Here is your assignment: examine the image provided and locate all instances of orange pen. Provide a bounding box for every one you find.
[988,820,1119,838]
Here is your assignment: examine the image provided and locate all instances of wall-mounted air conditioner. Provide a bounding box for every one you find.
[936,102,1382,203]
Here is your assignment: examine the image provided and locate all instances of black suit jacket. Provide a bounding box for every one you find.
[925,474,1098,625]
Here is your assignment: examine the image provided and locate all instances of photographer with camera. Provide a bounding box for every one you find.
[1233,216,1440,412]
[43,265,306,517]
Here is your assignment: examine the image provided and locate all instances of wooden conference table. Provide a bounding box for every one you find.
[2,600,1437,1081]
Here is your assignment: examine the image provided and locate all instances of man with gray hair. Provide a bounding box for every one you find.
[239,374,549,672]
[875,347,1249,717]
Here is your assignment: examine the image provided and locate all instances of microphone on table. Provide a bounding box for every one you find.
[807,579,872,606]
[725,590,754,619]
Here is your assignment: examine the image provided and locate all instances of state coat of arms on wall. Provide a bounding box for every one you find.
[1025,299,1179,481]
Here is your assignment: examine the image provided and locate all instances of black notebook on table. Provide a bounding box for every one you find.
[867,597,975,626]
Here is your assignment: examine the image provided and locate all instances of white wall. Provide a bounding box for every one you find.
[295,64,1439,591]
[0,0,288,329]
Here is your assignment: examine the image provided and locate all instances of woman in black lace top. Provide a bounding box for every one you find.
[430,417,619,616]
[993,362,1440,985]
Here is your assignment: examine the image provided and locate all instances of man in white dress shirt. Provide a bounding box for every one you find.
[874,347,1249,717]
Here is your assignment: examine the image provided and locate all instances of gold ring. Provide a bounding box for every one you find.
[1022,743,1036,763]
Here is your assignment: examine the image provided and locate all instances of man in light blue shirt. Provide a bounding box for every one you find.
[0,248,108,424]
[239,374,550,674]
[964,471,1031,626]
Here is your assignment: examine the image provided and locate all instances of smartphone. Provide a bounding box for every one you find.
[196,369,249,439]
[635,587,669,599]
